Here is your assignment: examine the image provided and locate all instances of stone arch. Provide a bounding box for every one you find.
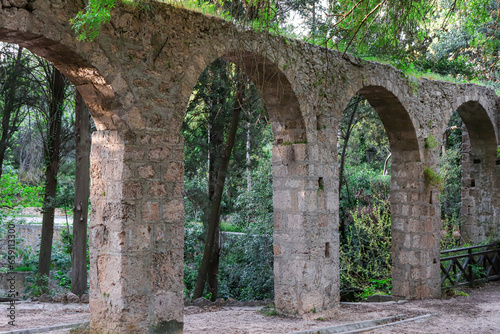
[0,22,130,333]
[221,52,306,144]
[456,101,497,159]
[339,83,440,300]
[446,100,498,243]
[358,85,420,162]
[182,51,327,315]
[0,29,121,131]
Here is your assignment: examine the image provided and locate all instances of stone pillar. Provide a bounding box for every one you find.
[461,126,496,244]
[493,161,500,240]
[273,142,338,315]
[391,160,441,299]
[89,130,184,334]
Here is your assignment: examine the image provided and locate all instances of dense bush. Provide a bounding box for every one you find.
[217,232,273,300]
[0,171,43,208]
[183,162,275,301]
[340,194,392,296]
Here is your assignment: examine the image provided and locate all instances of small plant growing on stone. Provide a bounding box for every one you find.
[70,323,90,334]
[442,287,469,298]
[260,304,278,316]
[423,167,442,190]
[424,135,439,149]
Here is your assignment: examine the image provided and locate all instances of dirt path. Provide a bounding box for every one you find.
[1,281,499,333]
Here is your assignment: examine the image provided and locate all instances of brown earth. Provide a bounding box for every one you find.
[1,281,499,334]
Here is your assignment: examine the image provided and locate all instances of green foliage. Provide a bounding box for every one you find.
[439,111,464,248]
[217,232,274,300]
[470,264,487,281]
[51,229,74,271]
[440,213,463,250]
[54,270,72,289]
[18,245,38,271]
[228,160,273,233]
[414,56,475,80]
[183,221,274,301]
[361,278,392,299]
[167,0,232,19]
[424,135,439,149]
[0,171,43,208]
[69,323,90,334]
[424,167,442,189]
[0,212,35,272]
[340,196,392,294]
[339,165,390,223]
[25,273,49,297]
[183,221,203,297]
[71,0,116,41]
[440,152,461,218]
[442,287,469,298]
[220,221,243,232]
[260,304,278,316]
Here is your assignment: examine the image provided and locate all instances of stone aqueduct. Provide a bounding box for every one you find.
[1,0,500,332]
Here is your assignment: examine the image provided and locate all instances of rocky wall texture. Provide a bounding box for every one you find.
[1,1,500,332]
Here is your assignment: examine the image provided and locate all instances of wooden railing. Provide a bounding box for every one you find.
[440,243,500,287]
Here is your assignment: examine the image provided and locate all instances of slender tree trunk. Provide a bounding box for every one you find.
[246,118,252,191]
[338,96,361,237]
[0,46,24,178]
[38,67,66,279]
[193,87,242,300]
[383,151,392,176]
[0,146,7,179]
[206,228,220,300]
[71,91,91,296]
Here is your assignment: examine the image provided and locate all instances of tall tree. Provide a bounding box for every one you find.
[0,44,35,177]
[38,66,67,279]
[71,90,91,296]
[191,61,244,300]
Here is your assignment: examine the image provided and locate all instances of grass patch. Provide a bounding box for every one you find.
[220,221,243,232]
[13,266,34,272]
[260,304,278,316]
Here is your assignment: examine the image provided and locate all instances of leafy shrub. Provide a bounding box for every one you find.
[360,278,392,299]
[424,167,442,190]
[25,274,49,297]
[54,270,72,289]
[218,232,274,300]
[340,196,392,294]
[183,222,274,301]
[228,160,273,233]
[414,56,475,80]
[51,229,73,271]
[183,221,204,299]
[0,171,43,208]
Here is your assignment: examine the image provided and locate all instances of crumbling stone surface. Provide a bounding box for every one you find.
[1,1,499,333]
[66,292,81,303]
[80,293,90,303]
[37,293,52,303]
[52,292,67,303]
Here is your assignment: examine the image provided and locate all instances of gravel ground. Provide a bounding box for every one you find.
[1,280,499,334]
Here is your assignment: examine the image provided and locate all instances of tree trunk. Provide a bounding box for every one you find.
[193,86,242,300]
[246,118,252,191]
[206,228,220,300]
[38,67,66,279]
[0,46,24,178]
[71,91,91,296]
[338,95,362,237]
